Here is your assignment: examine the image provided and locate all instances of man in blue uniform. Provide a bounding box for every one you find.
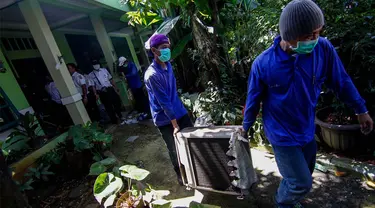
[241,0,373,207]
[118,56,150,117]
[144,34,193,184]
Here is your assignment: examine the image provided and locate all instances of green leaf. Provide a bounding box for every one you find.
[93,173,123,204]
[35,171,41,179]
[119,165,150,181]
[20,179,34,191]
[90,163,107,176]
[194,0,212,16]
[151,199,172,208]
[131,184,139,196]
[112,166,121,176]
[147,16,163,26]
[73,136,94,151]
[93,155,102,162]
[2,135,29,152]
[41,171,54,175]
[2,149,8,157]
[93,133,112,144]
[99,158,116,165]
[31,124,39,131]
[171,33,193,59]
[90,158,117,175]
[104,194,116,208]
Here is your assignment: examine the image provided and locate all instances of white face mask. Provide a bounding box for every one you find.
[93,64,100,70]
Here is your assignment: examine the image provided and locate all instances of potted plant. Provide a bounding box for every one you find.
[315,97,371,151]
[93,164,171,208]
[93,164,219,208]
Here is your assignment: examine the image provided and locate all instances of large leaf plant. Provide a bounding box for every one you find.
[68,122,113,161]
[93,164,219,208]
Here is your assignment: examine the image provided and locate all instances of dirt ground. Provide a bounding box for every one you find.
[41,121,375,208]
[109,121,375,208]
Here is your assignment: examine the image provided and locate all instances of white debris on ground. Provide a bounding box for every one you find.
[121,111,149,125]
[126,136,139,142]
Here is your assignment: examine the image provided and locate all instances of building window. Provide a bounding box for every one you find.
[0,37,38,51]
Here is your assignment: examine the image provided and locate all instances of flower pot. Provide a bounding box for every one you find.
[116,192,145,208]
[315,107,367,152]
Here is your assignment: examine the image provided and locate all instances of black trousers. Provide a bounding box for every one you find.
[131,87,150,114]
[158,114,193,177]
[99,87,123,124]
[85,93,100,122]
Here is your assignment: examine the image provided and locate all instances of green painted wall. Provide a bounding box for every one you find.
[116,79,131,108]
[6,50,41,60]
[0,49,30,110]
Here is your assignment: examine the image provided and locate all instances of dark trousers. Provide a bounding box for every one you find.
[273,139,317,208]
[131,87,150,114]
[85,93,100,122]
[158,114,193,177]
[99,87,123,124]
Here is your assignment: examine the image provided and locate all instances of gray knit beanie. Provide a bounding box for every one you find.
[279,0,325,41]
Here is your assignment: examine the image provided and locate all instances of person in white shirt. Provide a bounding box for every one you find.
[45,80,62,105]
[88,60,123,124]
[67,63,100,122]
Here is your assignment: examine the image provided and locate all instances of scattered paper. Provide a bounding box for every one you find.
[126,136,139,142]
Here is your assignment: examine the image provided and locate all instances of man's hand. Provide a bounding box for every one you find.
[173,126,180,135]
[95,94,99,100]
[357,113,373,135]
[239,127,248,138]
[171,119,180,135]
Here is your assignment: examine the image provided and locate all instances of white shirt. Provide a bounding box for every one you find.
[84,74,95,88]
[89,68,113,91]
[45,82,62,104]
[72,72,88,96]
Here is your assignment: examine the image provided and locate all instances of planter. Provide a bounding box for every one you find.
[116,192,145,208]
[10,132,68,181]
[315,107,367,152]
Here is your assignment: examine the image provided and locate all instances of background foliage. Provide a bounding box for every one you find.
[122,0,375,137]
[316,0,375,118]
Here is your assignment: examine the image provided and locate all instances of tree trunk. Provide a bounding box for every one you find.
[169,23,201,92]
[191,13,222,87]
[0,152,30,208]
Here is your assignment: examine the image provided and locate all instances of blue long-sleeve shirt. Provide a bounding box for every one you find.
[243,36,367,146]
[123,62,143,89]
[144,60,187,127]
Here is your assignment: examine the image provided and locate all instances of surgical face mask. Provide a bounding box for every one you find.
[93,64,100,70]
[158,48,171,62]
[291,38,319,54]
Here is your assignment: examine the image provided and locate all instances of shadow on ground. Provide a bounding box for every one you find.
[110,122,375,208]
